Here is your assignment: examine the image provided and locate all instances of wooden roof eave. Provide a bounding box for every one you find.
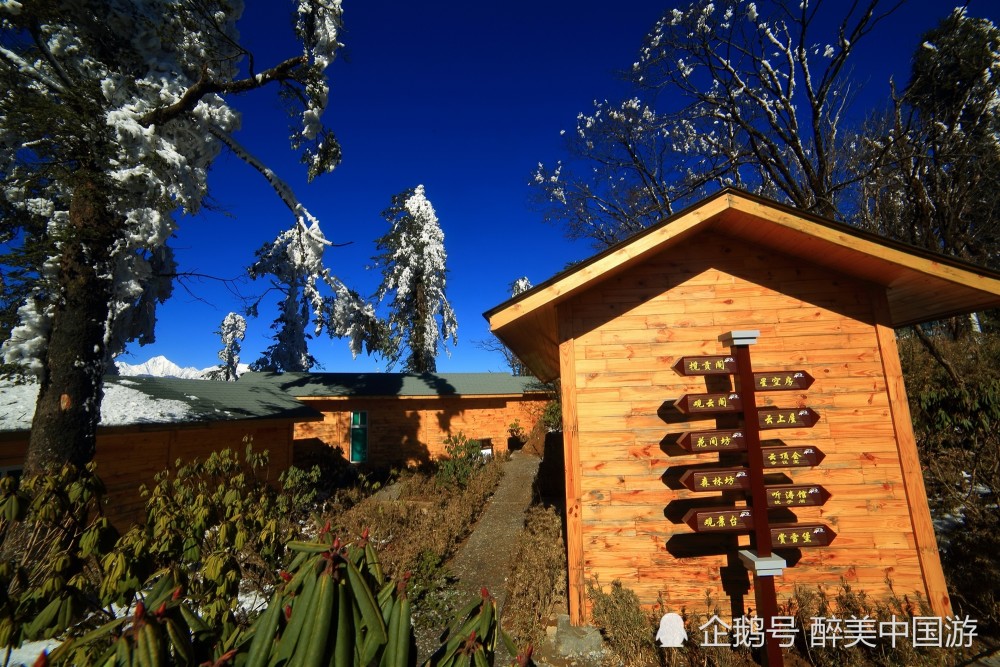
[486,194,732,380]
[720,196,1000,325]
[486,190,1000,382]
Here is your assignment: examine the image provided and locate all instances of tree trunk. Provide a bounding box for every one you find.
[24,173,116,476]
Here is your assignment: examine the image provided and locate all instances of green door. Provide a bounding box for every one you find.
[350,411,368,463]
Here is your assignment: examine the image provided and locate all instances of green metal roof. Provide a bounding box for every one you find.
[239,372,550,399]
[107,376,322,423]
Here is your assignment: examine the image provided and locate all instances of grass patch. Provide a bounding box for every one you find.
[325,451,507,655]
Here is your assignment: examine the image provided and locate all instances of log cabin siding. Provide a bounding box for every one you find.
[559,232,935,618]
[293,394,549,468]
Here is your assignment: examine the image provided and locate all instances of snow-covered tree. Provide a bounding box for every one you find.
[475,277,534,376]
[860,9,1000,270]
[372,185,458,373]
[510,276,532,298]
[533,0,901,247]
[859,8,1000,353]
[206,312,246,382]
[247,231,320,373]
[245,226,388,373]
[0,1,356,475]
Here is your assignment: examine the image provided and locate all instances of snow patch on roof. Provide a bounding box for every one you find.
[0,380,192,431]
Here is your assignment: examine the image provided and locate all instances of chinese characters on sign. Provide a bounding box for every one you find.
[696,614,977,650]
[682,508,754,532]
[754,371,815,391]
[676,429,745,452]
[672,350,833,544]
[674,392,743,414]
[764,485,831,508]
[679,468,750,491]
[758,408,820,429]
[769,524,835,547]
[760,445,825,468]
[673,355,738,376]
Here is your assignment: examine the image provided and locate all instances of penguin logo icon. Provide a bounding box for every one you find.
[655,612,687,648]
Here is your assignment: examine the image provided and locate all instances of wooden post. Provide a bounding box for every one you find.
[719,330,784,667]
[559,331,586,625]
[871,291,953,616]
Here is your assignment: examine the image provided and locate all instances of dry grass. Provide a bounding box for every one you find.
[589,579,666,667]
[328,454,506,592]
[501,504,566,649]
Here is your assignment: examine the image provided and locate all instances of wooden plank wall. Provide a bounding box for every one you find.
[294,395,550,468]
[561,232,942,620]
[1,421,294,528]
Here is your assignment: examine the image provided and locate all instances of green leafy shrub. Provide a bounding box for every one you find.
[0,463,118,649]
[46,530,532,667]
[1,444,537,666]
[540,400,562,432]
[0,441,325,654]
[100,442,320,629]
[436,432,485,490]
[508,418,527,444]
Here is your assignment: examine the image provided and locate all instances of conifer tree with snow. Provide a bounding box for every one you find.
[247,231,319,373]
[206,312,246,381]
[246,227,387,373]
[372,185,458,373]
[0,1,370,475]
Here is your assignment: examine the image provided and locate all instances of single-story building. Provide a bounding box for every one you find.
[240,372,552,468]
[0,376,321,525]
[485,188,1000,624]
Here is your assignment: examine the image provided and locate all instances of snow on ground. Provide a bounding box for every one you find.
[4,639,59,666]
[0,380,193,431]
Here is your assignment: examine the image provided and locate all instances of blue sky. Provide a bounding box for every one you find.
[125,0,999,374]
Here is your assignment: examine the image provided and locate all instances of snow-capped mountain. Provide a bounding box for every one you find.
[115,355,220,379]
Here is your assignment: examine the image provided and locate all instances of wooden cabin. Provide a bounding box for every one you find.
[485,189,1000,625]
[0,376,320,526]
[241,372,551,468]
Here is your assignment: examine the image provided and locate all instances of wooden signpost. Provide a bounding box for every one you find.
[672,330,834,667]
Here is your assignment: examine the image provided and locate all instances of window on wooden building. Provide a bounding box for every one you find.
[350,411,368,463]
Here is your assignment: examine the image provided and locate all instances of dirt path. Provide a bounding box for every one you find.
[447,450,541,611]
[445,450,605,666]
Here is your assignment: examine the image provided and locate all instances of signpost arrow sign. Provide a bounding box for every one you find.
[758,408,820,429]
[674,392,742,414]
[753,371,815,392]
[679,468,750,492]
[770,523,837,548]
[676,429,746,453]
[761,445,825,468]
[682,507,754,532]
[764,484,831,508]
[673,356,815,392]
[679,472,831,507]
[673,355,737,376]
[683,512,838,546]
